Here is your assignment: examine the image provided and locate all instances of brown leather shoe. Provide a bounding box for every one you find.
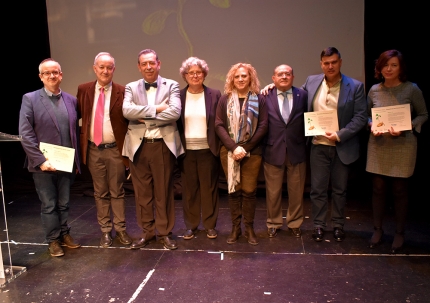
[160,236,178,250]
[183,229,196,240]
[49,240,64,257]
[61,234,81,248]
[206,229,218,239]
[290,228,302,238]
[267,227,278,238]
[130,236,155,249]
[100,232,113,248]
[116,231,132,245]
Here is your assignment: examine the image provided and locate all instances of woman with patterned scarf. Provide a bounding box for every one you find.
[215,63,268,245]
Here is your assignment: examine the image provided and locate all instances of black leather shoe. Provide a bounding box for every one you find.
[130,236,155,249]
[312,227,324,242]
[267,228,277,238]
[116,231,132,245]
[100,232,113,248]
[333,227,345,242]
[290,228,302,238]
[183,229,196,240]
[160,236,178,250]
[206,229,218,239]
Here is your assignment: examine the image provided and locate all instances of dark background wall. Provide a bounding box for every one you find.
[1,1,428,213]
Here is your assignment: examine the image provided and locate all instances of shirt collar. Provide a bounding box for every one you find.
[277,88,292,96]
[44,87,62,97]
[96,81,112,92]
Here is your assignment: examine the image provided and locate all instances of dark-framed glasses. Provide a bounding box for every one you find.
[41,71,61,77]
[186,71,203,77]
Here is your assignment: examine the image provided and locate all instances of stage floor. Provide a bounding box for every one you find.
[1,180,429,303]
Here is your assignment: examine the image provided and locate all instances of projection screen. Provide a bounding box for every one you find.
[46,0,364,95]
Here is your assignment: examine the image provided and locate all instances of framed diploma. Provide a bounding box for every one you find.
[39,142,75,173]
[371,104,412,133]
[304,110,339,136]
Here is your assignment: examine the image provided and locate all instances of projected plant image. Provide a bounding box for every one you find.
[143,0,230,57]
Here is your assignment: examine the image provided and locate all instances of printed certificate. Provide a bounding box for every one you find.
[371,104,411,133]
[304,110,339,136]
[39,142,75,173]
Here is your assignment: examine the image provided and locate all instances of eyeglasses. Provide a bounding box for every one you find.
[186,71,203,77]
[41,71,61,77]
[276,72,292,78]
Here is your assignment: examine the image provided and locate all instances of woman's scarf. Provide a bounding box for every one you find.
[226,90,259,193]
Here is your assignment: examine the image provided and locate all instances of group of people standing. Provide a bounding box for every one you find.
[18,46,427,258]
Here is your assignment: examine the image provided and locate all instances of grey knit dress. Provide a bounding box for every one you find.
[366,81,428,178]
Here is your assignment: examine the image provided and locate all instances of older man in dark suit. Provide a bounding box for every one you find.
[19,58,81,257]
[263,64,308,239]
[77,52,132,248]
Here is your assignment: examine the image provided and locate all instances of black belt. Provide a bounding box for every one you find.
[89,141,117,149]
[143,138,163,143]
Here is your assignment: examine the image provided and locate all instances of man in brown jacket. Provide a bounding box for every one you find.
[77,52,132,247]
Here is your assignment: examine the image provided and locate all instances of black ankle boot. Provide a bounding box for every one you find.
[369,226,383,249]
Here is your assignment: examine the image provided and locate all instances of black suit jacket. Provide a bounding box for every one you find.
[263,86,308,166]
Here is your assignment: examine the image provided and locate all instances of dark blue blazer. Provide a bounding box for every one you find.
[178,85,222,157]
[19,88,81,173]
[301,73,367,165]
[263,86,308,166]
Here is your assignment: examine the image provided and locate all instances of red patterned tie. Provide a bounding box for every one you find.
[93,87,104,146]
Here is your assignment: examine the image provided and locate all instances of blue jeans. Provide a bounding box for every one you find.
[310,144,349,229]
[33,171,75,242]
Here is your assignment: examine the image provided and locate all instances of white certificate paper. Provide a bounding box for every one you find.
[371,104,412,133]
[39,142,75,173]
[304,110,339,136]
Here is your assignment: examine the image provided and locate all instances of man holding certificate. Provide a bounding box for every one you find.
[301,47,367,242]
[19,59,81,257]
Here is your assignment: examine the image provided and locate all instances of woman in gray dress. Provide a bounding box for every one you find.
[366,50,428,254]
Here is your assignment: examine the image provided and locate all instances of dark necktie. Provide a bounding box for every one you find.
[145,82,157,90]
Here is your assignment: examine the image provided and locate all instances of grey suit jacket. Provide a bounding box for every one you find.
[19,88,81,173]
[122,75,184,161]
[301,73,367,165]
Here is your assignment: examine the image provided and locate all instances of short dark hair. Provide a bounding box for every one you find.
[137,49,159,64]
[374,49,407,82]
[320,47,341,60]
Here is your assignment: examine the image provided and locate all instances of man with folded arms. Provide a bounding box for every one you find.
[122,49,184,250]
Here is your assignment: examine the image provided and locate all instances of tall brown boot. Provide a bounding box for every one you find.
[227,191,242,244]
[243,193,258,245]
